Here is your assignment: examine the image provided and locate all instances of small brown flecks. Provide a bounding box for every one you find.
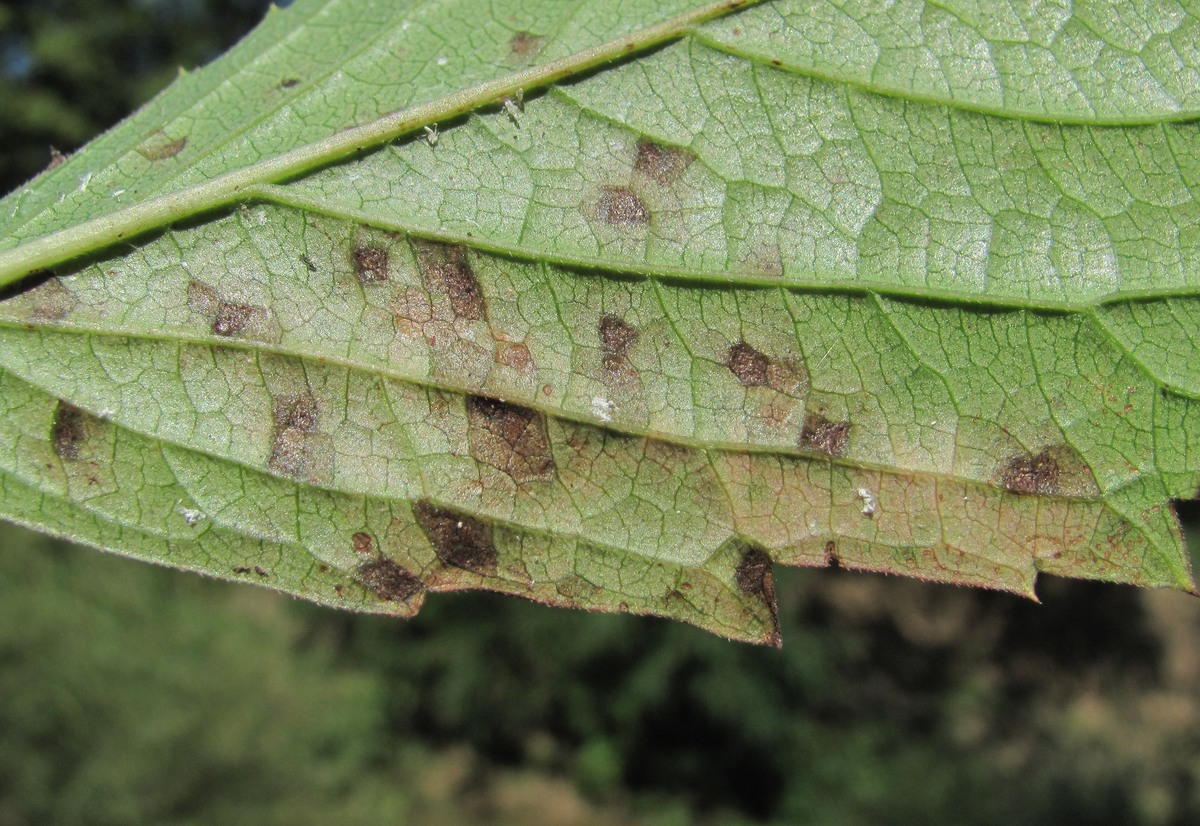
[727,340,770,387]
[734,546,781,647]
[254,566,269,578]
[495,342,532,371]
[466,396,556,484]
[233,566,252,575]
[46,146,67,171]
[352,532,375,556]
[136,132,187,161]
[413,500,498,576]
[595,186,649,225]
[508,31,543,61]
[414,241,487,321]
[634,140,695,186]
[212,302,254,337]
[52,401,88,461]
[301,255,317,272]
[357,559,425,602]
[269,394,319,478]
[352,245,389,283]
[824,541,840,567]
[281,77,301,89]
[187,280,220,315]
[1001,449,1061,496]
[799,413,850,457]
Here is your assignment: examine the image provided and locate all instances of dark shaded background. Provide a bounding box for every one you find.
[2,2,1200,824]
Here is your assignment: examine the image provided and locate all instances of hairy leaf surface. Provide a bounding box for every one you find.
[1,0,1198,644]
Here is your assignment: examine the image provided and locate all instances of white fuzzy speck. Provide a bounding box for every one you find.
[111,189,125,199]
[436,56,449,66]
[857,487,877,518]
[96,408,115,421]
[179,507,207,526]
[401,20,410,30]
[424,124,439,146]
[78,172,93,191]
[591,396,615,423]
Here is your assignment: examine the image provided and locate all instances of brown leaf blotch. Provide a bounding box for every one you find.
[634,140,695,186]
[28,277,77,322]
[734,546,781,647]
[137,133,187,161]
[595,186,649,225]
[415,241,488,321]
[599,313,639,357]
[466,396,556,484]
[357,559,425,602]
[352,245,389,283]
[1001,449,1061,496]
[352,532,374,556]
[51,401,88,461]
[413,500,498,576]
[508,31,543,60]
[212,302,254,337]
[727,340,770,387]
[799,413,851,457]
[269,394,319,478]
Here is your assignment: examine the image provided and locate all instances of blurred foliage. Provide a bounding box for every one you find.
[2,2,1200,824]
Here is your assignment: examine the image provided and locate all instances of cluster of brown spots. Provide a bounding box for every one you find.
[137,131,187,161]
[232,565,269,577]
[634,140,695,186]
[352,532,374,556]
[412,500,498,575]
[595,186,649,225]
[727,340,770,387]
[356,558,425,603]
[799,412,850,457]
[734,546,781,647]
[352,245,389,283]
[599,313,639,373]
[466,396,555,484]
[1001,449,1061,496]
[508,31,543,61]
[269,394,319,478]
[51,401,89,461]
[414,241,487,321]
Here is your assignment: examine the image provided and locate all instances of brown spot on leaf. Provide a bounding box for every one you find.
[414,241,487,321]
[413,500,498,575]
[595,186,649,225]
[357,559,425,602]
[1001,449,1062,496]
[495,342,532,371]
[727,340,770,387]
[634,140,695,186]
[352,532,374,556]
[269,394,319,478]
[51,401,88,460]
[508,31,543,61]
[136,132,186,161]
[280,77,301,89]
[27,277,77,322]
[599,314,638,357]
[352,245,389,283]
[734,546,781,647]
[212,302,254,337]
[466,396,555,484]
[46,146,67,171]
[799,413,850,457]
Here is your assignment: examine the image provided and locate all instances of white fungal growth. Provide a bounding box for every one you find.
[857,487,877,518]
[591,396,615,423]
[436,56,449,66]
[503,97,521,125]
[424,124,439,146]
[178,506,207,526]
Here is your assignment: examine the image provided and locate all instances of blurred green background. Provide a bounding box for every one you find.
[2,2,1200,824]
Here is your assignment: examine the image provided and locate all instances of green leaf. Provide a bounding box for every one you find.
[1,0,1198,645]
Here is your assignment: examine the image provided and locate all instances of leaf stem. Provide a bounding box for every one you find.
[0,0,764,290]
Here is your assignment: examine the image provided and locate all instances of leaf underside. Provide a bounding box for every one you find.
[2,0,1199,645]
